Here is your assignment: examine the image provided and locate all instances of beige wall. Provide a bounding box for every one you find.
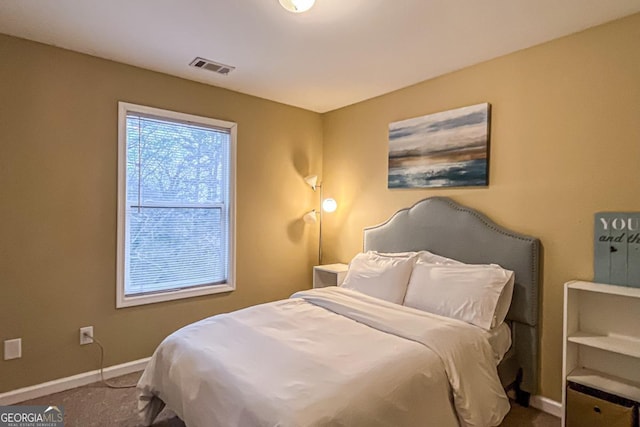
[0,35,323,392]
[321,13,640,402]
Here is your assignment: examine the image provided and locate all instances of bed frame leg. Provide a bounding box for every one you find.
[513,369,530,407]
[515,388,530,407]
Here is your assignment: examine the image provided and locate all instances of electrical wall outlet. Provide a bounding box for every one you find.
[79,326,94,345]
[4,338,22,360]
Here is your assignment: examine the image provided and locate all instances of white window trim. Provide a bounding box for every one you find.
[116,102,236,308]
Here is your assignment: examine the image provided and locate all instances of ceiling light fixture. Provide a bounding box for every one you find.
[279,0,315,13]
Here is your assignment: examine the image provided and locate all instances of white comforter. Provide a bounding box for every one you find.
[138,287,510,427]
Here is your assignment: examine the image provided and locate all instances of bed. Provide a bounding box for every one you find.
[138,197,540,427]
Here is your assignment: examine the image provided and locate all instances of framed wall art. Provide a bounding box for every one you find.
[388,103,491,189]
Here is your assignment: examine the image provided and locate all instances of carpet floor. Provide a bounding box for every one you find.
[19,372,560,426]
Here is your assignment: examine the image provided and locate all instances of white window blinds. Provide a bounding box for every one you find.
[123,111,231,296]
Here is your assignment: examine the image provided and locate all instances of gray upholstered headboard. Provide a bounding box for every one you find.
[363,197,540,396]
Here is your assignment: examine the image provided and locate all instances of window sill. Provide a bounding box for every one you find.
[116,283,234,308]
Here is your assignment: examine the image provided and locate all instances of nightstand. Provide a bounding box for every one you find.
[313,263,348,288]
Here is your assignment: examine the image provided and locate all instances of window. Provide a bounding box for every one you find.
[116,102,236,308]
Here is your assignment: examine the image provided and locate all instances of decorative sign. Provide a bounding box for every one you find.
[594,212,640,287]
[388,103,490,189]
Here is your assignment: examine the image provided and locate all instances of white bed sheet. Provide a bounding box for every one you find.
[483,322,512,364]
[138,287,509,427]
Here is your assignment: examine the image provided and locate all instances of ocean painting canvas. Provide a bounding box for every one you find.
[388,103,490,189]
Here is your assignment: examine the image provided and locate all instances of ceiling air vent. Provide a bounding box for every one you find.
[189,57,235,75]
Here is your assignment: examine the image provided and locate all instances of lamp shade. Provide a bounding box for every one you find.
[322,198,337,213]
[304,175,318,191]
[279,0,315,13]
[303,210,318,224]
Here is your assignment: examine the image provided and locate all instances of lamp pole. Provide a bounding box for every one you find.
[318,183,324,265]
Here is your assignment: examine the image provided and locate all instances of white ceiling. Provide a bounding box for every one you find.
[1,0,639,113]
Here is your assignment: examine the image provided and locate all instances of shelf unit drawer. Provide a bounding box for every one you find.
[566,385,637,427]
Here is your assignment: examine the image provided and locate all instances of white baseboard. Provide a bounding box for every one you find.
[530,395,562,418]
[0,357,150,405]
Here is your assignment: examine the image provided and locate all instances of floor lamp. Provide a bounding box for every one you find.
[303,175,337,265]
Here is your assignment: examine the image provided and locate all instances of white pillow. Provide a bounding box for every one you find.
[415,251,514,328]
[340,251,416,304]
[417,250,463,265]
[491,270,514,328]
[403,262,514,330]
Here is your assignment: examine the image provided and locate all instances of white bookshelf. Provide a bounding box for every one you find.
[562,280,640,426]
